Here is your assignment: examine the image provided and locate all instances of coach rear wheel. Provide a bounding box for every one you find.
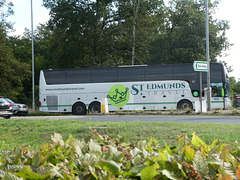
[4,116,11,119]
[177,100,193,110]
[72,102,87,115]
[88,101,101,114]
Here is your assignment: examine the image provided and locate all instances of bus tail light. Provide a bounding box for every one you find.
[39,101,41,107]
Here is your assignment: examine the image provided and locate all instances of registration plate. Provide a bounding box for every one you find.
[0,111,8,114]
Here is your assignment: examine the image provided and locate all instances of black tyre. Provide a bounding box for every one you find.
[177,100,193,110]
[72,102,87,115]
[4,116,11,119]
[88,101,101,113]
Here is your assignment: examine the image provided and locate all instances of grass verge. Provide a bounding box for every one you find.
[1,118,240,150]
[27,108,240,116]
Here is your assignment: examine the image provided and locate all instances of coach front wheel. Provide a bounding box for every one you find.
[72,102,87,115]
[88,101,101,114]
[177,100,193,110]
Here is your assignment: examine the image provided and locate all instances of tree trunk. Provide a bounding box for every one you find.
[132,0,140,65]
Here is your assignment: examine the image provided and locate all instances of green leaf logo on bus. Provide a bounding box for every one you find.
[107,84,130,107]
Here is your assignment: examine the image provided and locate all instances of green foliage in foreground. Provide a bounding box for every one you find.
[1,129,240,180]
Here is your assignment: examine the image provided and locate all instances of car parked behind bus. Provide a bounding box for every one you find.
[0,97,13,119]
[5,98,28,116]
[233,95,240,108]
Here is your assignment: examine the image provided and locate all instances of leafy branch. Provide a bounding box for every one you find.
[1,129,240,179]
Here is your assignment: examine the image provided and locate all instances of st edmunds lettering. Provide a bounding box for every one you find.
[131,82,186,95]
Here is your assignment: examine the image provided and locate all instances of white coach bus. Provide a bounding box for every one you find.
[39,63,231,115]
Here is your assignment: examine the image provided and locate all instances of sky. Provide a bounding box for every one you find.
[6,0,240,81]
[7,0,49,35]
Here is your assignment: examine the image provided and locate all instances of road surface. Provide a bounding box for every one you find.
[10,115,240,124]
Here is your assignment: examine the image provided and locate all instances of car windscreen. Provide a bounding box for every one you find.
[5,98,14,104]
[0,98,8,103]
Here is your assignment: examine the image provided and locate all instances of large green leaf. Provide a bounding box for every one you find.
[184,145,195,161]
[192,132,208,150]
[131,164,147,174]
[14,166,49,180]
[160,169,179,180]
[140,163,159,180]
[220,145,231,162]
[32,155,42,169]
[89,140,102,155]
[2,172,23,180]
[74,143,83,158]
[51,133,64,146]
[82,153,98,167]
[153,151,168,162]
[47,164,64,179]
[130,147,142,157]
[98,160,121,175]
[65,134,76,145]
[211,139,220,149]
[109,146,124,162]
[132,155,142,165]
[2,165,24,172]
[193,151,209,175]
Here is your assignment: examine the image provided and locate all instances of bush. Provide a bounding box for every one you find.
[0,128,240,179]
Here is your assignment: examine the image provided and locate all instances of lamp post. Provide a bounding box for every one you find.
[31,0,35,111]
[205,0,211,111]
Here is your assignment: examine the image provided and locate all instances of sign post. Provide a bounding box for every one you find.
[205,0,211,111]
[31,0,35,111]
[193,61,208,72]
[193,61,209,112]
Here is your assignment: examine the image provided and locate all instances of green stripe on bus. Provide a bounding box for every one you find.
[108,102,178,106]
[211,101,224,103]
[40,101,224,108]
[40,104,91,108]
[40,105,72,108]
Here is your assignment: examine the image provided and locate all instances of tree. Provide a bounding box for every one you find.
[0,24,31,98]
[229,77,240,99]
[0,1,31,100]
[0,0,13,31]
[131,0,140,65]
[39,0,230,69]
[147,0,230,65]
[41,0,166,67]
[42,0,124,68]
[116,0,165,65]
[7,29,36,102]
